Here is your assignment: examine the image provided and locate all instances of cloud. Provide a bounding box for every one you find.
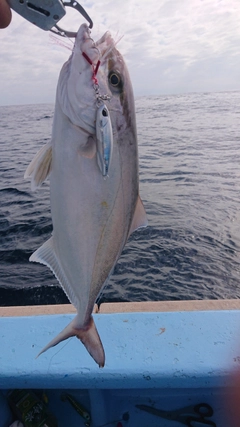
[0,0,240,105]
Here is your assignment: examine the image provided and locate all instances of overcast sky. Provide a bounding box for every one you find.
[0,0,240,105]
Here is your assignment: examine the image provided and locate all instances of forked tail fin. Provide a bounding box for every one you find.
[37,315,105,367]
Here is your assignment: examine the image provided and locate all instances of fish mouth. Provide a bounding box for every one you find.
[58,24,117,135]
[75,23,115,64]
[75,23,100,65]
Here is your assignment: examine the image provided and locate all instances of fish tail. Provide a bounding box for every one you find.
[37,315,105,368]
[76,316,105,368]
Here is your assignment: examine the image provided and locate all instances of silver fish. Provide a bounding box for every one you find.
[25,23,147,367]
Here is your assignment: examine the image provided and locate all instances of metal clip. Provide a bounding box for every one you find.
[50,0,93,37]
[8,0,93,35]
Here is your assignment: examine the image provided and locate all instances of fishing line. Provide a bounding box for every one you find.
[49,33,74,51]
[100,34,124,63]
[114,33,124,48]
[46,337,74,373]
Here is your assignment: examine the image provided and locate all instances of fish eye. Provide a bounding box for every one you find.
[108,71,123,91]
[109,73,120,86]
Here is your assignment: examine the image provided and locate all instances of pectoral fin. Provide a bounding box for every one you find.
[37,315,105,367]
[78,136,96,159]
[24,143,52,191]
[129,196,148,236]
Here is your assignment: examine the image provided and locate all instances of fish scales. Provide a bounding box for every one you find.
[25,23,147,367]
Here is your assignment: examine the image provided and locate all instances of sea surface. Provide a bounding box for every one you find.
[1,91,240,306]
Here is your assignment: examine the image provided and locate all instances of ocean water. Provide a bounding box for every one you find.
[1,91,240,306]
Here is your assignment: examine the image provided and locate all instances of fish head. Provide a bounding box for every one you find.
[57,24,136,141]
[95,30,137,140]
[57,23,101,134]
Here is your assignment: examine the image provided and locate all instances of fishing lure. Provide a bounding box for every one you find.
[82,50,113,177]
[96,104,113,177]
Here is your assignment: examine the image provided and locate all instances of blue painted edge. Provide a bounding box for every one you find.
[0,309,240,389]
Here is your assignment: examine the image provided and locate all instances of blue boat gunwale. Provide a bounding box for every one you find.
[0,300,239,426]
[0,299,240,389]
